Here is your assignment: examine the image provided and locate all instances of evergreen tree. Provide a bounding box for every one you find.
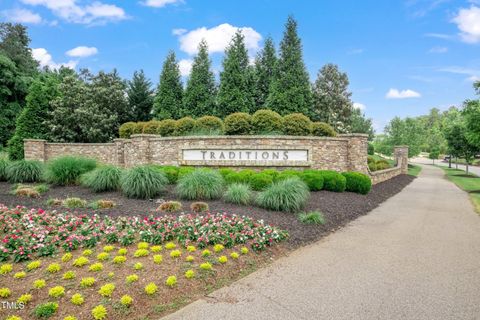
[350,108,374,140]
[312,63,353,132]
[266,16,312,115]
[127,69,154,122]
[253,36,276,110]
[153,51,183,119]
[183,40,217,117]
[217,31,254,117]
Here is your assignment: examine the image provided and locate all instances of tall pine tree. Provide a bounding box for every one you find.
[153,51,183,119]
[253,36,276,111]
[266,16,312,116]
[127,70,154,122]
[217,31,254,117]
[312,63,353,132]
[183,40,216,117]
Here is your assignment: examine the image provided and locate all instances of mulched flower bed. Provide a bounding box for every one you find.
[0,174,415,249]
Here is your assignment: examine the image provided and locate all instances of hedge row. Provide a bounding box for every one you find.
[368,156,392,172]
[119,110,337,138]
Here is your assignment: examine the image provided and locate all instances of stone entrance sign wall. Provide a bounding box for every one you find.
[24,134,408,184]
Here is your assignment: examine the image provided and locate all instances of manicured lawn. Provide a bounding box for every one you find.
[438,166,480,214]
[370,154,394,166]
[407,164,422,177]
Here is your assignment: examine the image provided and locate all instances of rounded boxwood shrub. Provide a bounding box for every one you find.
[81,165,122,192]
[218,168,236,179]
[276,169,301,181]
[157,119,177,136]
[178,166,195,178]
[375,159,391,170]
[121,165,168,199]
[282,113,312,136]
[0,158,10,181]
[195,116,224,134]
[176,169,225,200]
[368,143,375,155]
[256,177,310,212]
[300,170,324,191]
[175,117,196,136]
[342,171,372,195]
[133,122,146,134]
[119,122,137,139]
[143,121,161,134]
[251,109,284,134]
[44,156,96,185]
[224,183,252,205]
[318,170,346,192]
[261,169,279,180]
[159,166,179,184]
[6,160,43,183]
[249,172,273,191]
[224,112,252,135]
[312,122,337,137]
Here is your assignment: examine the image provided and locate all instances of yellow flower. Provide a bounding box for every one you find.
[186,245,196,252]
[199,262,213,270]
[144,282,157,295]
[48,286,65,298]
[120,295,133,307]
[117,248,127,255]
[71,293,84,305]
[91,305,107,320]
[82,249,93,256]
[113,255,127,264]
[62,253,73,262]
[240,247,249,254]
[185,255,194,262]
[98,283,115,297]
[33,279,46,289]
[26,260,41,271]
[89,263,103,272]
[0,287,11,298]
[133,262,143,270]
[170,250,181,258]
[137,242,149,249]
[14,271,26,279]
[165,242,176,250]
[6,316,22,320]
[201,249,211,257]
[103,245,114,252]
[185,269,195,279]
[230,252,239,259]
[213,244,224,253]
[64,316,77,320]
[80,277,95,288]
[72,256,89,267]
[134,249,149,257]
[165,275,177,287]
[63,271,76,280]
[0,263,13,275]
[46,263,61,273]
[153,254,163,264]
[125,274,139,284]
[17,293,32,304]
[151,245,162,252]
[218,256,228,264]
[96,252,109,261]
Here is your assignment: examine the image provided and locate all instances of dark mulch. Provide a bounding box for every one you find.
[0,174,414,249]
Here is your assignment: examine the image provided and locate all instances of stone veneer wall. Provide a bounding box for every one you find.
[24,136,408,185]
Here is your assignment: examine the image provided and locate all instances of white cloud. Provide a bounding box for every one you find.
[347,48,364,55]
[177,23,262,55]
[1,8,42,24]
[142,0,183,8]
[172,28,187,36]
[178,59,192,76]
[467,75,480,82]
[353,102,366,110]
[452,5,480,43]
[66,46,98,57]
[32,48,78,69]
[438,66,480,81]
[428,46,448,53]
[385,88,421,99]
[20,0,127,25]
[424,33,453,39]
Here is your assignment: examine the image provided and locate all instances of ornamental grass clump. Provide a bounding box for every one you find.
[256,177,310,212]
[121,165,168,199]
[81,165,122,192]
[44,156,96,185]
[63,197,87,208]
[134,249,149,257]
[190,201,209,213]
[157,200,183,213]
[224,183,252,205]
[0,158,10,181]
[176,169,225,200]
[298,211,325,225]
[6,160,43,183]
[113,256,127,264]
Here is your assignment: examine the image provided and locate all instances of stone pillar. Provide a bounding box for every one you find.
[113,139,126,167]
[345,134,369,174]
[24,139,47,162]
[394,146,409,174]
[130,134,154,166]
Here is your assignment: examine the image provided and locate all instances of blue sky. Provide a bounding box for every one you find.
[1,0,480,132]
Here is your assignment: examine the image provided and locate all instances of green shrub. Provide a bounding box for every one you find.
[0,158,10,181]
[368,162,377,171]
[121,165,168,199]
[225,169,255,184]
[119,122,137,139]
[178,166,195,178]
[251,109,283,134]
[176,169,224,200]
[342,171,372,195]
[34,302,58,318]
[63,197,87,208]
[6,160,43,183]
[367,143,375,155]
[81,165,122,192]
[276,169,301,181]
[175,117,196,136]
[298,211,325,224]
[300,170,324,191]
[318,170,346,192]
[44,156,96,185]
[224,183,252,205]
[157,119,177,136]
[143,121,161,134]
[218,168,236,179]
[261,169,279,180]
[157,201,182,213]
[312,122,336,137]
[133,122,146,134]
[375,159,391,170]
[249,172,273,191]
[256,177,310,212]
[282,113,312,136]
[224,112,252,135]
[195,116,224,134]
[159,166,179,184]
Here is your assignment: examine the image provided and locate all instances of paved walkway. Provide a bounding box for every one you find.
[164,165,480,320]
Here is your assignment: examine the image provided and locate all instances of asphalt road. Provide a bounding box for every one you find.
[163,165,480,320]
[412,157,480,176]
